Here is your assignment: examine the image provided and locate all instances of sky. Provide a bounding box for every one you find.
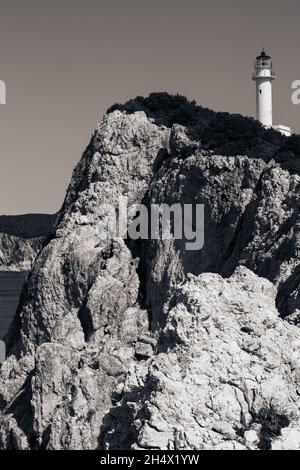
[0,0,299,214]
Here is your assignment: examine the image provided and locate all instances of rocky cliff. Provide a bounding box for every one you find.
[0,94,300,450]
[0,214,56,271]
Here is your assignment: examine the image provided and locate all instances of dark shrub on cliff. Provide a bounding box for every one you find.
[274,134,300,174]
[108,92,214,127]
[200,112,283,161]
[108,92,299,174]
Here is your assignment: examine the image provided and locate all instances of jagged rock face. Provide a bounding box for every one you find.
[5,112,169,357]
[0,110,300,450]
[141,125,300,325]
[100,267,300,451]
[0,214,55,271]
[0,111,170,449]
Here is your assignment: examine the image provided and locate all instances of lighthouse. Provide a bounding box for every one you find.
[252,49,275,127]
[252,49,292,136]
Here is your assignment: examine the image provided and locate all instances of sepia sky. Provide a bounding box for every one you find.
[0,0,299,214]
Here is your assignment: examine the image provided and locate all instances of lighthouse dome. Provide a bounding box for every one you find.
[256,49,271,60]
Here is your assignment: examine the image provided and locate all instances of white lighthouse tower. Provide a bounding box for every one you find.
[252,49,275,127]
[252,49,292,136]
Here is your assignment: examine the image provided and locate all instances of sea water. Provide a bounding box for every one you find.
[0,272,26,339]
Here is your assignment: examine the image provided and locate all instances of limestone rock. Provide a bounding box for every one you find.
[101,268,300,451]
[0,111,169,449]
[135,342,153,359]
[0,105,300,450]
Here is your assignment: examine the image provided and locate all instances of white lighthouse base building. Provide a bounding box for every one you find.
[271,124,292,137]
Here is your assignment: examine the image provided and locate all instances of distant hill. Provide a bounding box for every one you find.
[0,213,56,271]
[0,213,56,238]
